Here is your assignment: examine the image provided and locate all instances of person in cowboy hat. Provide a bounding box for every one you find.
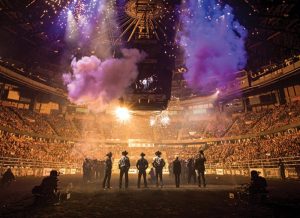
[119,150,130,189]
[152,151,165,187]
[103,152,113,189]
[195,150,206,187]
[136,152,149,188]
[173,156,182,188]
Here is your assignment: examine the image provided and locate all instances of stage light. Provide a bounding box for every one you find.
[150,117,156,126]
[160,114,170,126]
[115,107,130,122]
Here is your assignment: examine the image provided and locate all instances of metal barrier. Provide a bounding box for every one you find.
[0,156,81,177]
[1,156,299,178]
[207,156,300,169]
[206,156,300,179]
[0,156,79,169]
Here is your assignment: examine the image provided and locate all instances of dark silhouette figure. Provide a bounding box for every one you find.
[32,170,60,204]
[148,168,156,184]
[173,157,182,188]
[1,168,15,187]
[195,150,206,187]
[278,159,286,180]
[119,150,130,189]
[103,152,113,189]
[248,170,268,203]
[94,159,101,181]
[249,170,268,194]
[136,152,149,188]
[187,158,196,184]
[152,151,165,187]
[82,158,92,183]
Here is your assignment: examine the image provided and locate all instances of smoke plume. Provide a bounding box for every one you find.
[179,0,247,91]
[63,48,145,111]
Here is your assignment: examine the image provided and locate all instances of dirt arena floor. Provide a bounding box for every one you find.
[0,174,299,218]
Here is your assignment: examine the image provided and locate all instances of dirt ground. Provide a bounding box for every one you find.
[0,174,299,218]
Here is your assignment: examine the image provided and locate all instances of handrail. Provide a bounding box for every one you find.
[206,156,300,169]
[1,155,299,171]
[0,156,80,169]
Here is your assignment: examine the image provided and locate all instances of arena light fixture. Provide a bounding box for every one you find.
[115,107,130,122]
[150,117,156,126]
[160,113,170,126]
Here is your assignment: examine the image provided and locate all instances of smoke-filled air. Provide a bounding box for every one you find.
[63,49,145,112]
[179,0,247,91]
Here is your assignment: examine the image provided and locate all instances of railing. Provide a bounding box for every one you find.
[0,156,80,169]
[207,156,300,169]
[205,156,300,179]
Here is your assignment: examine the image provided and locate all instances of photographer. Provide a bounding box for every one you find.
[32,170,61,204]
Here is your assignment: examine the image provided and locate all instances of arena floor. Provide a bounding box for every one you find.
[0,175,299,218]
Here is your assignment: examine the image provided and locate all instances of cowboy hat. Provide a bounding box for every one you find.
[155,151,162,156]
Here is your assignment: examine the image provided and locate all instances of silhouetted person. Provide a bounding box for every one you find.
[136,152,148,188]
[168,162,173,179]
[1,168,15,187]
[94,159,101,181]
[248,170,268,194]
[103,152,113,189]
[173,157,181,188]
[32,170,60,204]
[82,158,91,183]
[153,151,165,187]
[148,168,155,184]
[195,150,206,187]
[119,150,130,189]
[278,159,286,180]
[248,170,268,203]
[187,158,196,184]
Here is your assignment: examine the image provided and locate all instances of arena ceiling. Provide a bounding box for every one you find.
[0,0,299,109]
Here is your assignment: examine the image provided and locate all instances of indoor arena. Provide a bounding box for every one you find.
[0,0,299,217]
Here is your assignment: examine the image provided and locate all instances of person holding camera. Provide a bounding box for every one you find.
[32,170,61,204]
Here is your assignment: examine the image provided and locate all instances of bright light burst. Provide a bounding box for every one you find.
[160,113,170,126]
[115,107,130,122]
[150,117,156,127]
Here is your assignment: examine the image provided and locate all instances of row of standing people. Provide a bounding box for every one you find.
[102,150,207,189]
[82,158,105,183]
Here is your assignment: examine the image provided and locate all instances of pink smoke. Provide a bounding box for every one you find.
[63,48,145,111]
[179,0,247,91]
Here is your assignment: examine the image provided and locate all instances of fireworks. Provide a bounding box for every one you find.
[178,0,247,91]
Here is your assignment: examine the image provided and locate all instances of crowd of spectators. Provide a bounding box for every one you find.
[1,101,300,141]
[0,106,31,132]
[204,131,300,164]
[11,108,56,136]
[250,54,300,80]
[0,101,299,167]
[0,131,82,164]
[46,114,80,138]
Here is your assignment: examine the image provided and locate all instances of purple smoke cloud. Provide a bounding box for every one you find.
[179,0,247,91]
[63,48,145,111]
